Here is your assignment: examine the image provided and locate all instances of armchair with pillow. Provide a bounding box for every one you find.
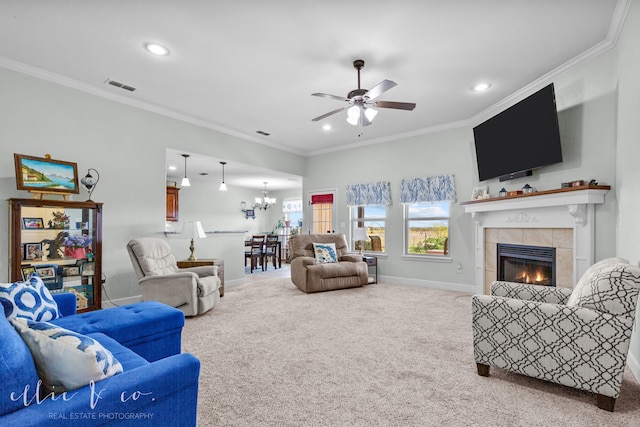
[289,233,368,293]
[127,237,220,316]
[471,257,640,411]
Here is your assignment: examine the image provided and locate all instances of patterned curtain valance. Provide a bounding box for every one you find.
[399,174,456,204]
[282,199,302,213]
[346,181,392,206]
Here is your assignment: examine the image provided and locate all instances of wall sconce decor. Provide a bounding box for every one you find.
[80,168,100,201]
[240,201,256,219]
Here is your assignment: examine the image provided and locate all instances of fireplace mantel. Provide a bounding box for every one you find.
[461,185,611,294]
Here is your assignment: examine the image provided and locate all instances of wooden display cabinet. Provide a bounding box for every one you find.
[8,198,103,312]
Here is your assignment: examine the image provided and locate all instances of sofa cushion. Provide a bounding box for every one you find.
[567,263,640,317]
[307,261,364,278]
[0,274,60,321]
[0,314,39,417]
[85,332,149,371]
[313,242,338,264]
[51,301,184,362]
[567,257,629,306]
[11,318,123,394]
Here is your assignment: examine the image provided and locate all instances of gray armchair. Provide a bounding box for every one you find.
[126,237,220,316]
[471,258,640,411]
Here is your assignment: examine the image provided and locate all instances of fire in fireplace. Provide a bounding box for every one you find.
[497,244,556,287]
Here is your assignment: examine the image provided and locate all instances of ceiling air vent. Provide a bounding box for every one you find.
[105,79,136,92]
[256,130,270,136]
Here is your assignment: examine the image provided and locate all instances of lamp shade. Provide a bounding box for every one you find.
[181,221,206,240]
[353,227,368,242]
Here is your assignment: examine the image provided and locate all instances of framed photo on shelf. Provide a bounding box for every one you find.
[13,153,80,195]
[62,266,80,277]
[471,185,488,200]
[22,217,44,229]
[34,265,56,280]
[23,243,42,261]
[81,261,95,277]
[21,266,36,281]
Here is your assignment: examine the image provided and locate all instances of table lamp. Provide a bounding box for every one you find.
[181,221,206,261]
[353,227,369,255]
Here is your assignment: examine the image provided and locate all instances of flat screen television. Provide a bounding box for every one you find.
[473,83,563,182]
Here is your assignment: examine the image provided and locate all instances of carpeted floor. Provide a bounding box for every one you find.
[182,268,640,426]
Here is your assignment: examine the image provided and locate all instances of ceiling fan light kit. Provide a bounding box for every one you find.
[312,59,415,136]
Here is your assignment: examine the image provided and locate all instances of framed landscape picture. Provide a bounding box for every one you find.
[14,153,79,194]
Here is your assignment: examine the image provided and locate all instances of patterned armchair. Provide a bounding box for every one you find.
[471,258,640,412]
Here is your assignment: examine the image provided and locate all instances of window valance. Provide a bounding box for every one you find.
[399,174,456,204]
[346,181,392,206]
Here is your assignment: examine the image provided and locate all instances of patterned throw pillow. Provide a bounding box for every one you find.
[11,318,123,394]
[0,274,60,321]
[567,263,640,317]
[566,257,629,306]
[313,242,338,264]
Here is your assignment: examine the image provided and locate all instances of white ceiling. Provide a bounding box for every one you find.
[0,1,626,189]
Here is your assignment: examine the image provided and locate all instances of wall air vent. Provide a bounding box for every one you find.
[105,79,136,92]
[256,130,270,136]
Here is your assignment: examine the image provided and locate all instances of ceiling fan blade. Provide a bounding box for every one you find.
[374,101,416,111]
[312,107,346,122]
[311,93,350,102]
[364,79,397,101]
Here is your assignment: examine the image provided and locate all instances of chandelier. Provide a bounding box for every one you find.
[253,182,276,210]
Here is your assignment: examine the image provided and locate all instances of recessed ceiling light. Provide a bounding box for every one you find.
[145,43,169,56]
[168,165,177,171]
[472,82,491,92]
[322,124,332,131]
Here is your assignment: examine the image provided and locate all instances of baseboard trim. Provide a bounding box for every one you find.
[378,275,475,294]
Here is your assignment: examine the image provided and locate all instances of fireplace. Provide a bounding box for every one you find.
[497,243,556,287]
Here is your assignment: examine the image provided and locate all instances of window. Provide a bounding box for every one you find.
[310,193,334,234]
[351,205,386,253]
[405,201,450,256]
[282,199,303,229]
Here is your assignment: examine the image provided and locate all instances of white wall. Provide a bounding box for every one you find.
[0,66,304,302]
[614,0,640,374]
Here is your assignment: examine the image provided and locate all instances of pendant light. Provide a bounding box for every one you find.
[181,154,191,187]
[219,161,227,191]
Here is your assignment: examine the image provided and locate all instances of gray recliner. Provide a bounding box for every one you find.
[126,237,220,316]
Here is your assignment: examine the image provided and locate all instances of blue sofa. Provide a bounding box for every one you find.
[1,293,200,426]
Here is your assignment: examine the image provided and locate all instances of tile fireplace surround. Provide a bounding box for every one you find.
[461,185,611,294]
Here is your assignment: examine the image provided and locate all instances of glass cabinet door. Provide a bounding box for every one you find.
[9,198,103,312]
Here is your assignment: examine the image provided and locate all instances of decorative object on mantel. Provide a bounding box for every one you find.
[253,182,276,210]
[507,190,523,197]
[240,201,256,220]
[499,188,507,197]
[13,153,80,200]
[521,184,534,194]
[181,221,206,261]
[80,168,100,201]
[471,186,488,200]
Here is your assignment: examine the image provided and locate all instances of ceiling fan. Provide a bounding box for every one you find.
[311,59,416,135]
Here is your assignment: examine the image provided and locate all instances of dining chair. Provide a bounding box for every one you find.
[263,235,281,270]
[245,235,265,273]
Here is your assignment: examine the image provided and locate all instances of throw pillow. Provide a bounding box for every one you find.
[567,263,640,317]
[11,318,123,394]
[313,242,338,264]
[0,274,60,321]
[566,257,629,306]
